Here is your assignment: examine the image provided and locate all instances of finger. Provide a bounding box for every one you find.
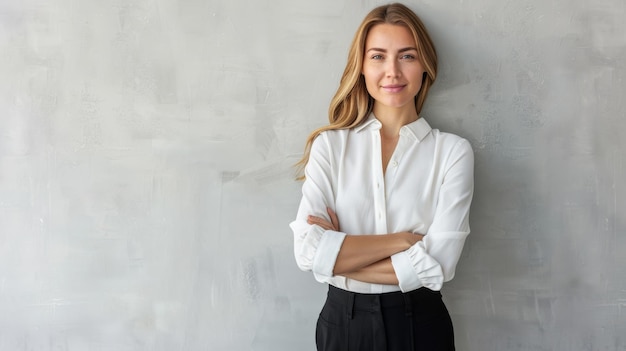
[309,215,331,225]
[307,215,325,224]
[307,216,333,230]
[327,207,340,231]
[327,207,336,218]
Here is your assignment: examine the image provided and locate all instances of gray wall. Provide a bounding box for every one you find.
[1,0,624,350]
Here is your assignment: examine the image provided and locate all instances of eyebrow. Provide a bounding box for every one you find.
[366,47,417,53]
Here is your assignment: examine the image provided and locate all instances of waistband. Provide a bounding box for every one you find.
[327,284,441,310]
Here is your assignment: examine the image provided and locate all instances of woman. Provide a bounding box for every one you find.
[290,3,474,350]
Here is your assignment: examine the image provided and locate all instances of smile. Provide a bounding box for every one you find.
[381,84,406,93]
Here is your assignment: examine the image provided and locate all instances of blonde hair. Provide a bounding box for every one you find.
[296,3,438,180]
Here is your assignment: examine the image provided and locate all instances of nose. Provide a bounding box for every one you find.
[385,59,401,78]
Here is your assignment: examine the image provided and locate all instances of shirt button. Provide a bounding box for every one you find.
[376,182,380,189]
[391,160,398,167]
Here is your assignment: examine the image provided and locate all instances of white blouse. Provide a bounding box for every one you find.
[290,114,474,294]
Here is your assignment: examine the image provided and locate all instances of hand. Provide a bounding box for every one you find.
[307,207,341,232]
[398,231,424,247]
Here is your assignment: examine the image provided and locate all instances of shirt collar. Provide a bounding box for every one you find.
[354,114,381,133]
[354,113,432,142]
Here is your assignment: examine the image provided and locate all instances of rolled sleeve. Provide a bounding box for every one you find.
[290,221,346,281]
[391,242,443,291]
[312,229,346,281]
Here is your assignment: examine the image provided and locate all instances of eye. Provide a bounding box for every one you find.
[400,54,416,60]
[371,54,384,60]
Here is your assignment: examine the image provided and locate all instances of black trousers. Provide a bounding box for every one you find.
[315,285,455,351]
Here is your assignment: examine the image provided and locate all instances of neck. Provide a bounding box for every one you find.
[373,103,419,138]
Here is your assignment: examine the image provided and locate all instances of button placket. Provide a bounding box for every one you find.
[371,130,387,235]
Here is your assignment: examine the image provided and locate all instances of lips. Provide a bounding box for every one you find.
[382,84,406,93]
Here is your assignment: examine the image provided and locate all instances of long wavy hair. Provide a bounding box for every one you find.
[296,3,437,180]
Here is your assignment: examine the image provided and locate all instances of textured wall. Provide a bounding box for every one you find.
[1,0,625,350]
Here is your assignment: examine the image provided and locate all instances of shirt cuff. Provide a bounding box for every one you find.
[391,241,444,292]
[312,229,346,279]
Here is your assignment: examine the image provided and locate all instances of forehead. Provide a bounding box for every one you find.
[365,23,417,49]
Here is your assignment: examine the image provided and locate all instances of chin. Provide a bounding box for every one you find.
[380,99,413,109]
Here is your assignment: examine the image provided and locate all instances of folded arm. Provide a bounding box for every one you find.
[307,208,422,276]
[342,258,398,285]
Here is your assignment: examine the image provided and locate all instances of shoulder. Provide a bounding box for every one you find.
[431,129,473,153]
[314,128,351,147]
[319,128,351,139]
[309,129,349,157]
[429,129,474,165]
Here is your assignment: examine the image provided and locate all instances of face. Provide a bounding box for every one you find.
[362,24,425,114]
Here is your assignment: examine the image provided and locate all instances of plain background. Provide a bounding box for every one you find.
[1,0,625,350]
